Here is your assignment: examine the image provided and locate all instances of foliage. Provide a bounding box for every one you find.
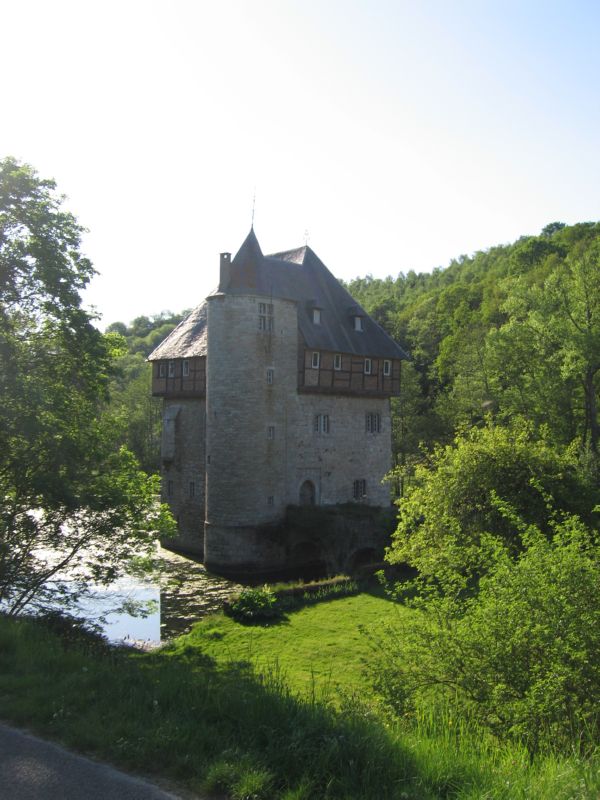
[226,586,280,623]
[386,420,600,588]
[0,157,175,616]
[373,515,600,756]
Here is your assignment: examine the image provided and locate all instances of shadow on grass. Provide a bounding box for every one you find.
[0,613,491,800]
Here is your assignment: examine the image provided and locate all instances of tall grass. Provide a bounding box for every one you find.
[0,611,598,799]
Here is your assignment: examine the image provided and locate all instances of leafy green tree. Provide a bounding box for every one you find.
[0,157,174,616]
[387,421,600,589]
[374,516,600,756]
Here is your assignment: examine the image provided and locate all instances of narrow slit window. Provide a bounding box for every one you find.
[311,351,320,369]
[267,425,275,440]
[267,495,274,506]
[189,481,195,497]
[353,479,367,499]
[266,367,274,385]
[365,412,381,433]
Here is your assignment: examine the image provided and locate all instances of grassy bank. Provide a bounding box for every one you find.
[0,593,598,799]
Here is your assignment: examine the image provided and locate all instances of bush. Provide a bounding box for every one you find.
[226,586,280,623]
[387,420,600,590]
[372,514,600,756]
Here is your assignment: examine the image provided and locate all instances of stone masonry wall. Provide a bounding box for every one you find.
[204,293,299,569]
[161,397,205,555]
[287,394,392,507]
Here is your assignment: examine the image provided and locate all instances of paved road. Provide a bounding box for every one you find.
[0,723,188,799]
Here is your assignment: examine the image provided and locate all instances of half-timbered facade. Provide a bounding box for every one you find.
[148,229,408,572]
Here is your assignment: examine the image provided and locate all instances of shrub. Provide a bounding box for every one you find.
[227,586,280,623]
[372,514,600,756]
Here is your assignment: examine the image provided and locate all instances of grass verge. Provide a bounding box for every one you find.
[0,592,598,799]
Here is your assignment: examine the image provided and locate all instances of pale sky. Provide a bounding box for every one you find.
[2,0,599,327]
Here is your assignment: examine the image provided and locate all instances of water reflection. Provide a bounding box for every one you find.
[82,545,240,648]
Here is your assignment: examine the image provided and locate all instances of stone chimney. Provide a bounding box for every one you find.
[219,252,231,291]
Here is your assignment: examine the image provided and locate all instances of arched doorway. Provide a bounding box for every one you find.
[299,480,316,506]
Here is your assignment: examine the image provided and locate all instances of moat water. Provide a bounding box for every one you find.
[74,545,241,648]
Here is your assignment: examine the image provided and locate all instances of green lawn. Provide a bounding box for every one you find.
[169,590,407,698]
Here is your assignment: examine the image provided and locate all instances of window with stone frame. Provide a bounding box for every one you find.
[313,413,330,435]
[353,479,367,499]
[365,412,381,433]
[258,302,274,331]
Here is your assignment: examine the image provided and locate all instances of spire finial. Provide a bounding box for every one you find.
[303,228,309,246]
[251,188,256,229]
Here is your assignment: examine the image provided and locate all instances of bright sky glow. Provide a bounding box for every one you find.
[2,0,599,326]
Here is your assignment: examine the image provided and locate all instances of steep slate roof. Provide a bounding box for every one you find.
[148,230,409,361]
[148,301,209,360]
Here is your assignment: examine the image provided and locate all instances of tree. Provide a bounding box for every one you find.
[0,157,174,617]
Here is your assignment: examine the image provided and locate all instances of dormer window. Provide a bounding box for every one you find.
[383,360,391,377]
[354,316,363,332]
[312,308,321,325]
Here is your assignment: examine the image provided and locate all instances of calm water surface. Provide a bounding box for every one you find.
[79,545,240,647]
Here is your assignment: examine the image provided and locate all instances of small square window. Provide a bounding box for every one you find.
[311,351,320,369]
[266,367,274,385]
[383,360,391,377]
[334,353,342,371]
[313,308,321,325]
[267,425,275,440]
[159,363,166,378]
[168,361,175,378]
[364,358,372,375]
[354,316,363,332]
[183,360,190,377]
[313,414,330,435]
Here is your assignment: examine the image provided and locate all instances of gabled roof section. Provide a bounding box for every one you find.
[148,230,409,363]
[147,301,208,360]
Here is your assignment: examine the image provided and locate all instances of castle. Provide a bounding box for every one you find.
[148,229,408,576]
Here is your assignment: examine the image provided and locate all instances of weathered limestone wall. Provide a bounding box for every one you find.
[161,397,205,555]
[286,394,392,507]
[204,293,298,570]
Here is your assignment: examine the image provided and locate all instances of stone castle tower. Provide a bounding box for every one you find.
[148,230,408,575]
